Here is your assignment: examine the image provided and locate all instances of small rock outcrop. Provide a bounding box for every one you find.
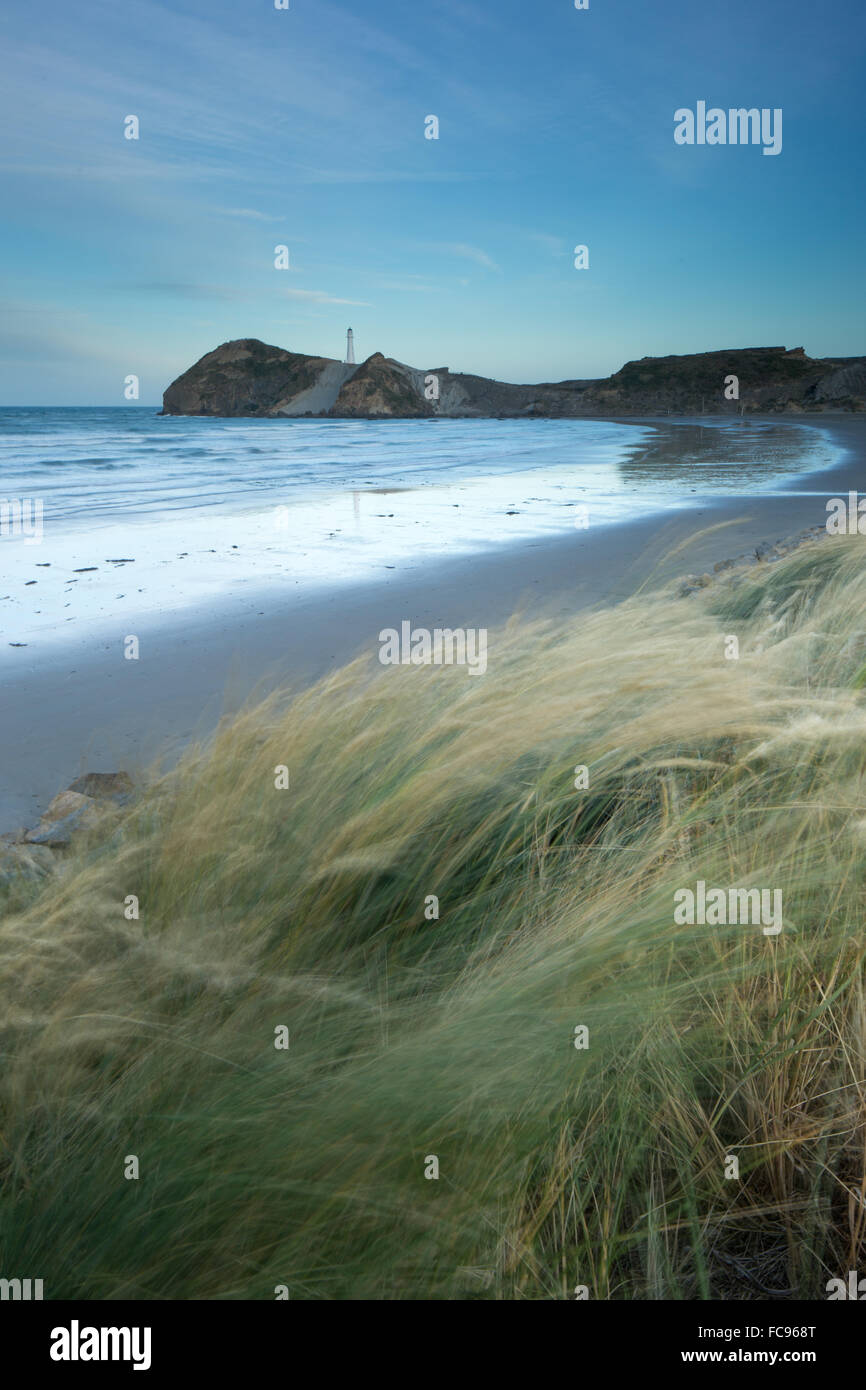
[25,790,102,847]
[0,772,134,880]
[0,842,55,884]
[67,771,133,802]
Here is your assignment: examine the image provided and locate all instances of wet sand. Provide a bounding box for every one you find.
[2,415,864,830]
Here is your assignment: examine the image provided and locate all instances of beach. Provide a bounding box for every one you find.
[1,414,864,831]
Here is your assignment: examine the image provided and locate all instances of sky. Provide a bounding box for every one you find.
[0,0,864,404]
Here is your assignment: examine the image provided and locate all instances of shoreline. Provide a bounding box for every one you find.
[2,414,864,829]
[0,414,836,656]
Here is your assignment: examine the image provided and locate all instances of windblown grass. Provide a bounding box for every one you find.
[2,537,866,1299]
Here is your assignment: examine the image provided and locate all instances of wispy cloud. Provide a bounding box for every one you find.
[422,242,501,272]
[126,284,370,306]
[291,166,476,186]
[365,275,441,294]
[524,231,568,258]
[209,207,283,223]
[129,283,254,301]
[282,289,371,306]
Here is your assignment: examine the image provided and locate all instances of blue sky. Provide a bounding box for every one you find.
[1,0,864,404]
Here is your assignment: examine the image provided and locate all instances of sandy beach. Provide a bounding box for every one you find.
[2,414,864,831]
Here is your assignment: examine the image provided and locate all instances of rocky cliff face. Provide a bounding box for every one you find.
[161,340,866,418]
[577,346,866,415]
[330,353,434,417]
[161,339,334,416]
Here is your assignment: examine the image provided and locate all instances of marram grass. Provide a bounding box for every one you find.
[2,538,866,1300]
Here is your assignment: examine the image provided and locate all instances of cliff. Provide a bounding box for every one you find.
[161,340,866,418]
[577,346,866,415]
[161,339,336,417]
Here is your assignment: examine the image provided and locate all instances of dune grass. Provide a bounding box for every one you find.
[1,536,866,1299]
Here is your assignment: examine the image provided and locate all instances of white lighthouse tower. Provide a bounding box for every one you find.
[346,327,355,364]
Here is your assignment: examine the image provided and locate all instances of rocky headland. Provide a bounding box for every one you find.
[161,341,866,419]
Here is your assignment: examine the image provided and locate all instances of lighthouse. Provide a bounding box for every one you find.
[346,327,355,364]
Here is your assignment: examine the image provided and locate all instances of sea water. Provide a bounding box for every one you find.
[0,408,841,655]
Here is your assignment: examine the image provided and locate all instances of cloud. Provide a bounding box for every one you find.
[124,284,369,307]
[422,242,501,271]
[129,283,253,301]
[210,207,282,222]
[282,289,371,306]
[358,270,443,294]
[290,166,476,185]
[366,277,441,294]
[524,232,568,257]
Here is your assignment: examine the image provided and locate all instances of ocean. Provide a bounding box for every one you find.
[0,408,841,656]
